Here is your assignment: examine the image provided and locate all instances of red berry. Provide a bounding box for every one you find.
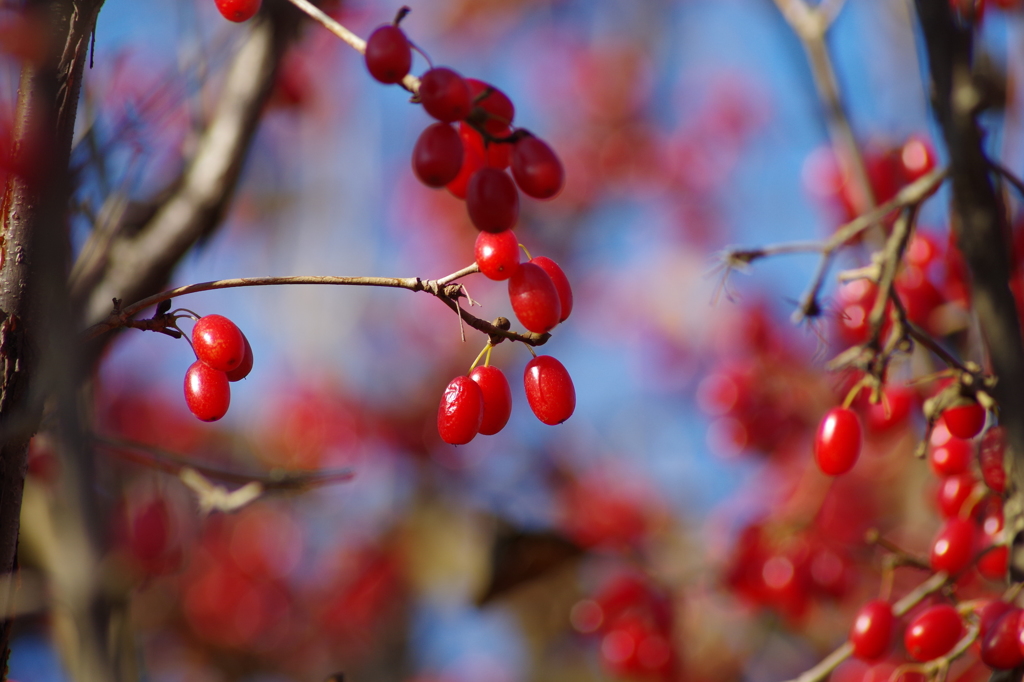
[437,376,484,445]
[511,136,564,199]
[979,545,1009,582]
[508,262,561,333]
[465,78,515,136]
[475,230,520,281]
[850,599,894,660]
[982,608,1023,669]
[364,25,411,84]
[419,67,472,122]
[412,123,463,188]
[979,427,1007,493]
[936,472,977,518]
[466,168,519,232]
[904,604,963,661]
[215,0,261,22]
[225,333,253,382]
[900,135,936,182]
[524,355,576,425]
[942,402,986,439]
[469,366,512,436]
[460,122,511,169]
[814,407,862,476]
[447,133,486,199]
[835,280,881,345]
[929,430,972,476]
[979,600,1016,640]
[184,361,231,422]
[864,385,913,432]
[193,315,246,372]
[530,256,573,322]
[930,517,978,575]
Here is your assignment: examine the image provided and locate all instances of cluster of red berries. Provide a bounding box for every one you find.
[184,314,254,422]
[438,353,575,445]
[363,16,565,227]
[571,573,676,680]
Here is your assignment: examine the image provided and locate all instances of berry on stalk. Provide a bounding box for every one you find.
[524,355,575,425]
[508,262,561,333]
[192,315,246,373]
[469,366,512,435]
[466,168,519,232]
[849,599,894,660]
[412,123,463,187]
[184,361,231,422]
[475,230,520,281]
[813,407,862,476]
[904,604,963,661]
[942,401,986,440]
[225,333,254,382]
[511,135,565,199]
[419,67,472,122]
[929,517,977,575]
[530,256,572,322]
[437,376,484,445]
[215,0,261,22]
[465,78,515,135]
[364,25,411,84]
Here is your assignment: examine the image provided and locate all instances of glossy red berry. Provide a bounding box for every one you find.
[465,78,515,135]
[979,427,1007,493]
[904,604,963,661]
[466,168,519,232]
[419,67,472,122]
[524,355,576,425]
[508,262,561,333]
[475,230,520,281]
[530,256,572,322]
[437,376,484,445]
[364,25,411,84]
[192,315,246,372]
[184,361,231,422]
[511,136,564,199]
[981,607,1023,670]
[942,402,986,439]
[469,366,512,436]
[215,0,261,22]
[850,599,894,660]
[930,517,978,575]
[814,407,862,476]
[937,472,977,518]
[929,424,972,476]
[225,333,253,382]
[412,123,463,188]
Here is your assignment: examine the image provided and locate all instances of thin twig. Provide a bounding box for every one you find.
[780,572,949,682]
[990,158,1024,200]
[94,434,355,492]
[284,0,421,94]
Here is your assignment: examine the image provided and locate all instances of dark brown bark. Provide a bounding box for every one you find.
[912,0,1024,580]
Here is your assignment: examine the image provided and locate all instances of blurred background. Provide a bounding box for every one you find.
[7,0,1024,680]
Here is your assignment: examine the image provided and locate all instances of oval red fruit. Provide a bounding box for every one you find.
[193,315,246,372]
[447,133,486,199]
[419,67,472,122]
[981,608,1023,670]
[469,366,512,436]
[215,0,261,22]
[364,25,411,84]
[437,376,484,445]
[184,361,231,422]
[465,78,515,135]
[475,230,520,281]
[530,256,572,322]
[930,517,978,575]
[508,262,561,333]
[225,333,253,382]
[979,427,1007,493]
[413,123,464,188]
[814,407,862,476]
[904,604,963,661]
[850,599,894,660]
[942,402,986,439]
[524,355,575,425]
[460,122,511,169]
[937,472,977,518]
[511,136,564,199]
[466,168,519,232]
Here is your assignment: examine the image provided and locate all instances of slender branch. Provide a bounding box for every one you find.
[780,572,949,682]
[93,434,355,492]
[284,0,421,94]
[83,263,550,347]
[991,158,1024,200]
